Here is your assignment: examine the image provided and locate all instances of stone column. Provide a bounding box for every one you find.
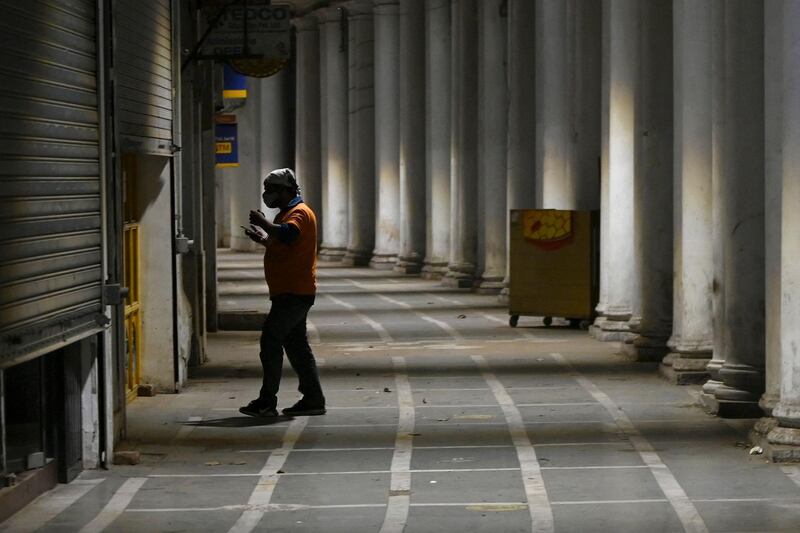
[597,0,638,341]
[712,0,765,418]
[370,0,401,269]
[344,2,376,266]
[623,0,674,362]
[422,0,451,279]
[476,0,507,293]
[444,0,479,288]
[761,0,783,415]
[767,0,800,459]
[501,0,536,300]
[395,0,426,273]
[700,0,726,410]
[318,6,350,261]
[294,16,323,243]
[660,0,714,383]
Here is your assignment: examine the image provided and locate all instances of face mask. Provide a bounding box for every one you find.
[262,191,279,208]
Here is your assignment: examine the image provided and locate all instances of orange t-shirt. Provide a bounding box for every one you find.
[263,202,317,297]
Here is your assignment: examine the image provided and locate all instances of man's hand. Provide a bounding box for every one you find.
[249,209,269,230]
[244,224,268,245]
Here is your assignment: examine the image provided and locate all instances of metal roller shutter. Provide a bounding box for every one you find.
[0,0,103,367]
[114,0,173,155]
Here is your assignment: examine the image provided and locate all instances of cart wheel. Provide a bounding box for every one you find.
[568,318,581,329]
[543,316,553,327]
[509,315,519,328]
[579,320,591,331]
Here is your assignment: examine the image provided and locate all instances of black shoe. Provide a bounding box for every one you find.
[239,399,278,418]
[282,398,327,416]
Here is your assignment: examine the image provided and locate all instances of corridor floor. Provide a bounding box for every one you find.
[4,263,800,532]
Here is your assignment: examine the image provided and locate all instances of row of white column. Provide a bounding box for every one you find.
[293,0,600,286]
[588,0,800,444]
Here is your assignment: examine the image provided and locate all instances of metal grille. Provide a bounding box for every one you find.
[0,0,103,367]
[114,0,173,154]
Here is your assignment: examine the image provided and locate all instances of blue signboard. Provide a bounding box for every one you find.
[215,118,239,168]
[223,64,247,99]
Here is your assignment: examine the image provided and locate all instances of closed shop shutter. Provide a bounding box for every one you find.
[114,0,174,155]
[0,1,103,367]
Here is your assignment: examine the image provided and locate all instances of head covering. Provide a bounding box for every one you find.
[264,168,298,189]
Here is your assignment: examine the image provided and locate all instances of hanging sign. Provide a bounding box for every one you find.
[199,2,291,77]
[223,64,247,98]
[215,115,239,168]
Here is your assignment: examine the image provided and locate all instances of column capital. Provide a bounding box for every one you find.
[292,15,319,32]
[315,6,346,25]
[344,0,374,18]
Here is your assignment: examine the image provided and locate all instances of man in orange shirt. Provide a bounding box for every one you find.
[240,168,326,417]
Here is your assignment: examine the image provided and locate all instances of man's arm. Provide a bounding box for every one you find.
[247,209,302,245]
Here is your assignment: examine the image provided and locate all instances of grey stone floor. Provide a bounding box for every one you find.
[4,260,800,532]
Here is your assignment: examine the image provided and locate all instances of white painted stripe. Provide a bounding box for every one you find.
[227,417,309,533]
[238,445,517,453]
[380,356,414,533]
[549,352,708,533]
[1,478,105,533]
[780,465,800,489]
[79,478,147,533]
[472,355,554,533]
[129,503,388,513]
[306,319,321,344]
[551,499,668,506]
[374,294,464,341]
[174,416,203,441]
[151,467,522,479]
[427,293,541,339]
[325,294,394,342]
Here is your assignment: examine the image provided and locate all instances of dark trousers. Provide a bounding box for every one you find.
[259,294,325,409]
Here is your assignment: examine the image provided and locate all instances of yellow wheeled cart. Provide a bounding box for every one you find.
[508,209,599,329]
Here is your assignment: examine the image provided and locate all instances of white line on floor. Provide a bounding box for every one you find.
[236,442,627,454]
[426,293,541,340]
[227,417,309,533]
[374,293,464,341]
[380,356,414,533]
[174,416,203,441]
[549,352,709,533]
[0,478,105,533]
[79,477,147,533]
[149,468,523,478]
[551,499,668,506]
[325,294,394,342]
[780,465,800,489]
[473,355,554,533]
[306,318,321,344]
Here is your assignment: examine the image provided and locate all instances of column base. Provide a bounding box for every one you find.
[342,249,372,267]
[421,261,448,280]
[759,393,781,417]
[443,264,475,288]
[594,317,634,342]
[589,316,607,339]
[748,418,800,462]
[318,246,347,262]
[621,334,670,362]
[497,285,509,305]
[394,254,423,274]
[718,363,766,400]
[699,391,720,415]
[476,276,505,295]
[659,350,711,385]
[714,383,764,418]
[369,253,397,270]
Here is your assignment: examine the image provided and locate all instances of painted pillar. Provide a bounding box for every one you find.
[422,0,451,279]
[294,16,323,243]
[768,0,800,455]
[761,0,783,415]
[712,0,765,418]
[395,0,426,273]
[476,0,507,293]
[501,0,536,300]
[318,6,350,261]
[700,0,727,409]
[596,0,638,341]
[370,0,401,269]
[344,1,376,266]
[623,0,674,362]
[661,0,714,383]
[444,0,479,288]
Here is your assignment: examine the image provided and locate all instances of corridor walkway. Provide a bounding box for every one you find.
[4,263,800,532]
